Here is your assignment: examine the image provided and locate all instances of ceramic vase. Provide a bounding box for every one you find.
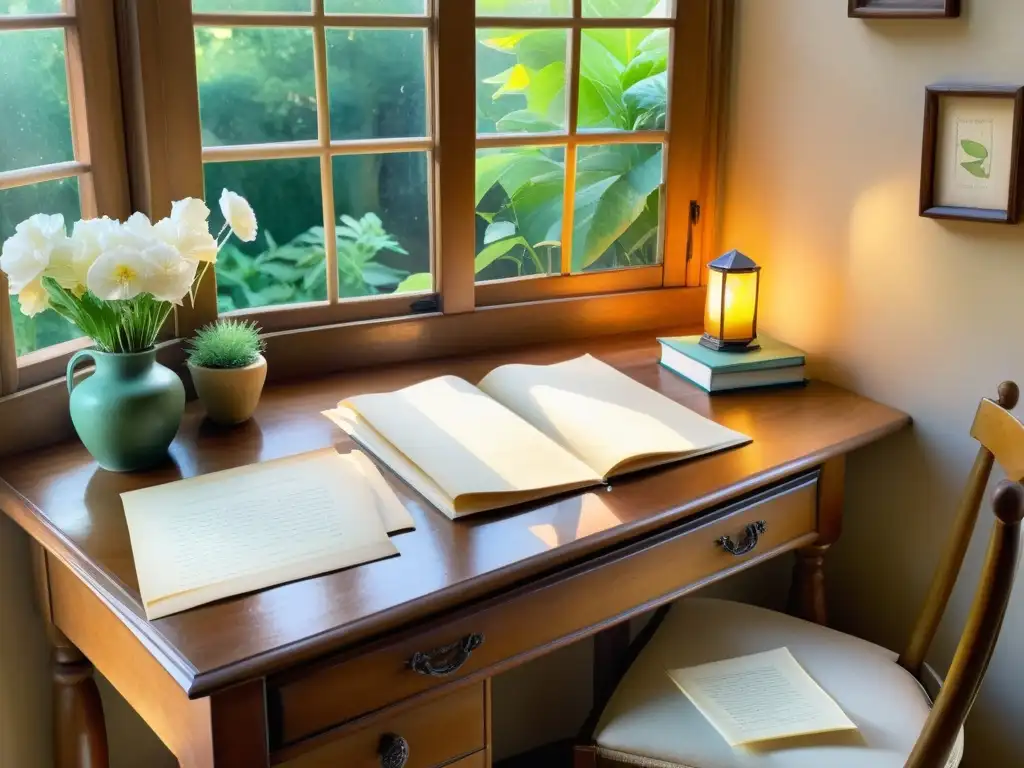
[188,354,267,426]
[66,348,185,472]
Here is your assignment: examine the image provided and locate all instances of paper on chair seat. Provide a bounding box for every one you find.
[667,647,858,747]
[122,448,408,620]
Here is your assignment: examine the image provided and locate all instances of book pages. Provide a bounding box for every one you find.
[342,376,601,512]
[667,648,857,747]
[479,355,750,478]
[122,449,398,620]
[341,450,415,533]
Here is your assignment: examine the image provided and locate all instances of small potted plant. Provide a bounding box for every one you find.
[186,319,267,426]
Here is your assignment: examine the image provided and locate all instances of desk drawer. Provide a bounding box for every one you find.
[274,474,818,745]
[278,684,485,768]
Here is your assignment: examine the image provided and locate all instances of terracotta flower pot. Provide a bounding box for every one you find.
[188,354,267,426]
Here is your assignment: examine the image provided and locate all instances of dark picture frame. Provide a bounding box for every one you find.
[920,85,1024,224]
[849,0,960,18]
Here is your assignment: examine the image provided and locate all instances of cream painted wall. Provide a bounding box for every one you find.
[719,1,1024,764]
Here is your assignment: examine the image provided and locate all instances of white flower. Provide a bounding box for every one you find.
[16,278,49,317]
[219,189,258,243]
[171,197,211,231]
[141,241,198,304]
[154,216,218,264]
[0,213,67,293]
[86,246,154,300]
[42,238,83,292]
[67,217,120,290]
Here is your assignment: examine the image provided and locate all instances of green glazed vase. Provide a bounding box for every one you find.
[67,348,186,472]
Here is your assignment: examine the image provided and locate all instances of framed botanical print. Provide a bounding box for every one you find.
[920,85,1024,224]
[849,0,960,17]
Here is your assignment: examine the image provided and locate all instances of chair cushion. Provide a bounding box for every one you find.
[594,599,964,768]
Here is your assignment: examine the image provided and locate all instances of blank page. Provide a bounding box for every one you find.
[343,376,601,503]
[479,355,751,478]
[667,648,857,747]
[122,449,398,620]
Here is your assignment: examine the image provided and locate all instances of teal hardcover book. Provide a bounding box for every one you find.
[657,335,805,374]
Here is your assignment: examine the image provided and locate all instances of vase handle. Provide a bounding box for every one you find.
[67,350,97,394]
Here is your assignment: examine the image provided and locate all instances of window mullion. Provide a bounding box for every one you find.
[0,273,17,396]
[312,2,339,305]
[434,0,476,314]
[67,0,129,219]
[663,0,713,287]
[560,0,584,277]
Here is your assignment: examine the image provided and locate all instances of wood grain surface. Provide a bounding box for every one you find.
[0,330,910,699]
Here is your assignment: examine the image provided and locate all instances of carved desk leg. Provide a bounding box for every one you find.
[31,542,109,768]
[788,456,846,627]
[53,634,109,768]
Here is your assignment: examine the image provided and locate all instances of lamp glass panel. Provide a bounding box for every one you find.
[721,270,758,341]
[704,267,724,339]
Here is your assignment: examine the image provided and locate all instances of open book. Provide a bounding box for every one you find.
[324,355,750,519]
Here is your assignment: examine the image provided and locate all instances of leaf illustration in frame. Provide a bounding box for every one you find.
[960,139,989,160]
[960,159,990,179]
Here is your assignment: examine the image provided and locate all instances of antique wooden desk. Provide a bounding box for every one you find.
[0,333,909,768]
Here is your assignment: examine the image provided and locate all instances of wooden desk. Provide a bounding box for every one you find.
[0,333,909,768]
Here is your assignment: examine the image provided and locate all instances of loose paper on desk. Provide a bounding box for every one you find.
[667,647,857,747]
[122,448,409,620]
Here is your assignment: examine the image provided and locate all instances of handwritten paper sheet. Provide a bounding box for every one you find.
[667,648,857,746]
[122,448,403,620]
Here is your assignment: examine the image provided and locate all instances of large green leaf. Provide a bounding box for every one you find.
[616,194,660,257]
[622,48,667,91]
[476,234,530,273]
[585,28,653,66]
[572,147,663,271]
[395,272,432,293]
[584,0,659,18]
[524,62,566,120]
[475,151,563,206]
[512,178,565,248]
[624,72,667,129]
[496,110,562,134]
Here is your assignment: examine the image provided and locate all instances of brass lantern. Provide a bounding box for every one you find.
[701,250,761,352]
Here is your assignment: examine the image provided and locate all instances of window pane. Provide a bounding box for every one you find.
[327,29,427,141]
[206,158,326,312]
[476,0,571,16]
[582,0,672,18]
[195,27,316,147]
[192,0,311,11]
[326,0,424,12]
[572,143,662,273]
[475,147,564,282]
[0,29,73,173]
[0,0,61,13]
[333,153,431,296]
[477,29,567,135]
[2,178,83,357]
[578,28,669,131]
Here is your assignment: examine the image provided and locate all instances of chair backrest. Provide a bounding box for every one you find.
[898,382,1024,767]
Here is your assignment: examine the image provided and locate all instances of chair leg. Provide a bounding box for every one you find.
[574,745,599,768]
[788,544,830,626]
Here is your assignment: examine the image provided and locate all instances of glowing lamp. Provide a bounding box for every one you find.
[701,250,761,352]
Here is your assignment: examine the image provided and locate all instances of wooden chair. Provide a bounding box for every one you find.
[576,382,1024,768]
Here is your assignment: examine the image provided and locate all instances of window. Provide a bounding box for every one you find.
[0,0,720,394]
[172,0,708,331]
[190,1,434,327]
[0,0,127,388]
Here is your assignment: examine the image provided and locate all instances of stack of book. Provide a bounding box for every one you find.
[658,335,806,393]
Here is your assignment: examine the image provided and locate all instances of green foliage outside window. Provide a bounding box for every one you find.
[4,0,671,354]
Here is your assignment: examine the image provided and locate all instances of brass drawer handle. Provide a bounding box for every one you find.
[378,733,409,768]
[717,520,767,557]
[408,633,484,677]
